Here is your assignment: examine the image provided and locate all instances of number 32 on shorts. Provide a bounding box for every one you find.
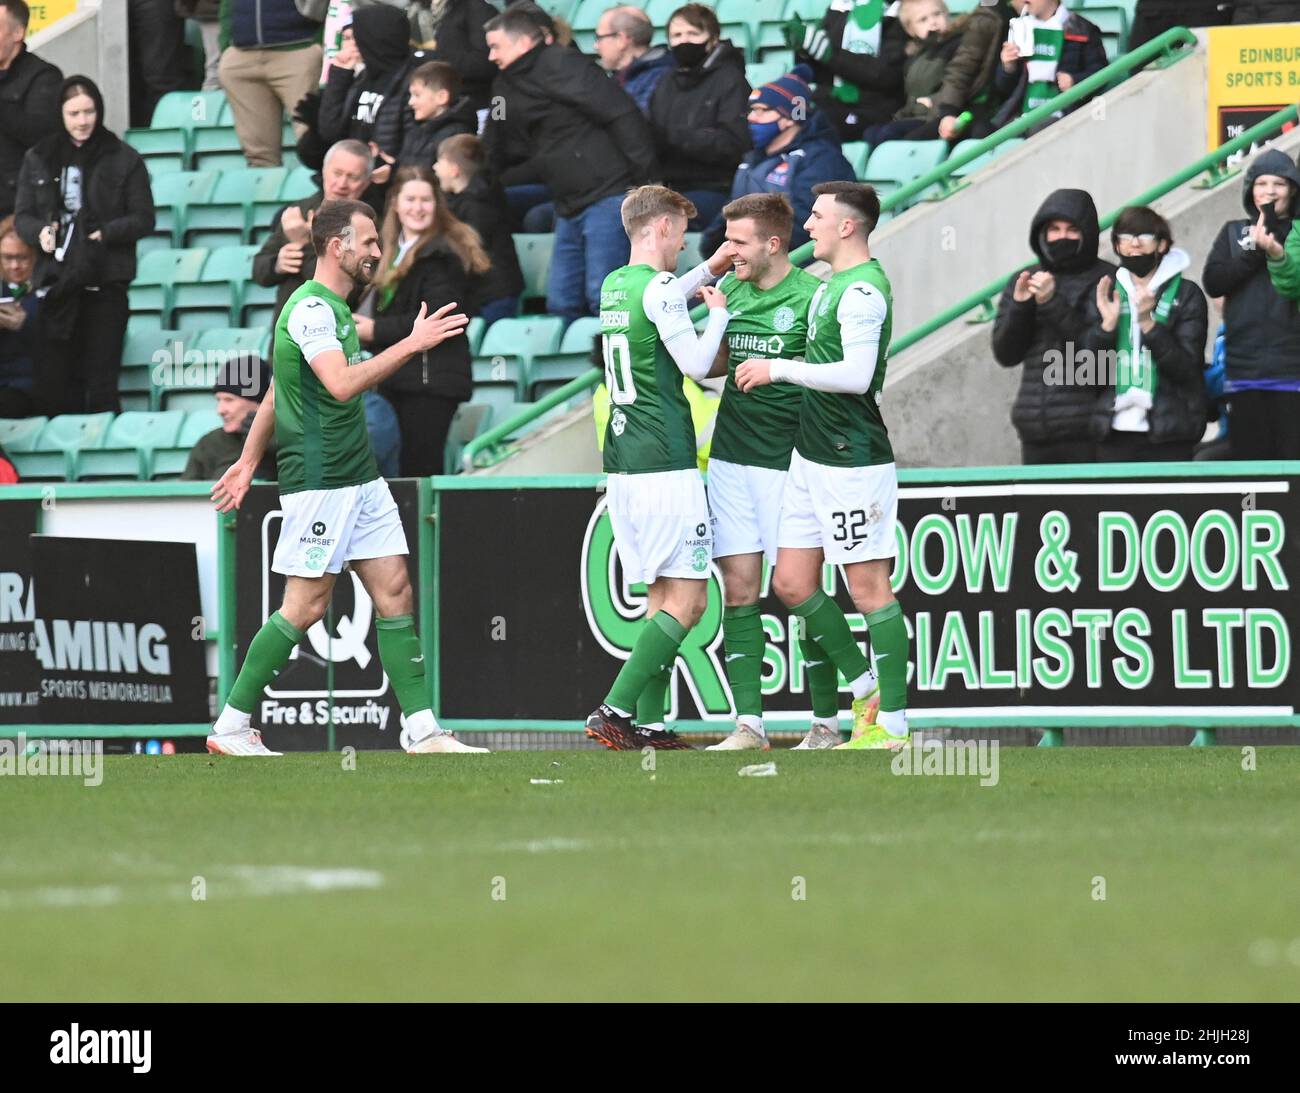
[832,509,868,543]
[603,333,636,405]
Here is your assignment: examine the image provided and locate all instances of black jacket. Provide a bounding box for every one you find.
[14,130,154,288]
[1081,249,1209,446]
[0,46,63,218]
[445,174,524,306]
[423,0,500,113]
[251,191,324,321]
[318,5,418,155]
[482,42,656,218]
[397,95,477,166]
[372,237,474,400]
[992,188,1115,445]
[798,11,907,140]
[648,40,751,194]
[1201,148,1300,385]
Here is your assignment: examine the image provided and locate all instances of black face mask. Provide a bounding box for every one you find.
[671,41,710,68]
[1119,252,1161,278]
[1043,236,1082,267]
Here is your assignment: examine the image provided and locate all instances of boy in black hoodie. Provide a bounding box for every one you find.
[435,134,525,325]
[398,61,477,167]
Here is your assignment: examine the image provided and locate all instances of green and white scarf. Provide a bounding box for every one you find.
[1014,3,1069,115]
[832,0,885,105]
[1112,252,1186,433]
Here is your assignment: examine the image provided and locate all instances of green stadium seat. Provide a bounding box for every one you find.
[644,0,679,24]
[472,355,526,398]
[746,60,790,90]
[571,28,596,53]
[152,409,222,478]
[720,23,754,60]
[949,137,1026,178]
[74,411,185,481]
[125,127,190,171]
[719,0,785,22]
[142,155,187,180]
[12,412,114,480]
[151,90,228,129]
[280,165,317,202]
[862,139,950,206]
[513,233,553,307]
[151,170,219,246]
[478,315,564,366]
[470,383,522,422]
[184,168,286,247]
[118,392,151,412]
[783,0,829,19]
[527,352,590,400]
[152,327,268,411]
[0,416,48,453]
[136,234,174,262]
[676,232,704,277]
[466,316,485,356]
[129,247,208,326]
[570,0,605,31]
[561,315,603,352]
[191,126,246,171]
[444,402,491,475]
[841,140,871,179]
[194,326,270,357]
[172,245,258,330]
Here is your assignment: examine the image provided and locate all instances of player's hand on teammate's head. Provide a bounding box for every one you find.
[705,240,735,277]
[735,358,773,392]
[408,300,470,350]
[700,284,728,311]
[211,459,255,513]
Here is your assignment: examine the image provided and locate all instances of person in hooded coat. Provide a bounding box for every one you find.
[1082,206,1208,462]
[1203,148,1300,460]
[991,187,1114,464]
[14,75,154,415]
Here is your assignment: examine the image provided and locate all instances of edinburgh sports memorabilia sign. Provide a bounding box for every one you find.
[31,536,208,724]
[435,468,1299,727]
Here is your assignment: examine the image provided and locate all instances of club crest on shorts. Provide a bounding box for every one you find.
[773,306,796,333]
[610,408,627,437]
[305,546,327,571]
[691,547,709,572]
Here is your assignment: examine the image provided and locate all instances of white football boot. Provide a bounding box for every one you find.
[706,722,770,751]
[206,727,282,756]
[400,715,489,754]
[791,723,841,750]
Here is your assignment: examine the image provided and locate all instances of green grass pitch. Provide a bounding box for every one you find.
[3,748,1299,1001]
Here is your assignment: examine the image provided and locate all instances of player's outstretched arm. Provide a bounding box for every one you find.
[646,276,730,381]
[212,382,276,512]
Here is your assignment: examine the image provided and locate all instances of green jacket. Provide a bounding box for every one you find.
[1267,225,1300,302]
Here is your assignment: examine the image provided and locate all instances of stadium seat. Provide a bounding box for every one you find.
[746,60,790,90]
[862,139,950,206]
[0,416,48,453]
[151,89,228,130]
[782,0,830,18]
[570,0,605,30]
[153,328,269,411]
[513,233,554,308]
[125,127,189,173]
[11,413,114,480]
[477,315,565,366]
[190,126,247,172]
[949,137,1026,178]
[195,326,270,358]
[183,167,286,248]
[280,165,317,202]
[150,170,218,246]
[470,382,522,423]
[676,232,704,277]
[151,409,222,478]
[171,245,258,330]
[74,411,185,480]
[841,140,871,179]
[129,247,208,326]
[720,22,754,60]
[444,402,491,474]
[527,353,590,401]
[644,0,679,23]
[465,316,485,356]
[472,355,526,399]
[561,315,603,352]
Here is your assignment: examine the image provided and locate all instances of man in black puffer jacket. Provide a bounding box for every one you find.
[0,0,62,219]
[992,188,1114,464]
[482,6,655,319]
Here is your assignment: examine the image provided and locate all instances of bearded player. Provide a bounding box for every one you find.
[737,181,909,750]
[208,199,486,755]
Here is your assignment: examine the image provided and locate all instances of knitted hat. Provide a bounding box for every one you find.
[213,354,271,403]
[748,64,815,118]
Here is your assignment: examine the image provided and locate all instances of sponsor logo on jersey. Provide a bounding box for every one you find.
[661,297,686,315]
[610,408,627,437]
[773,306,796,333]
[340,323,352,336]
[729,332,785,357]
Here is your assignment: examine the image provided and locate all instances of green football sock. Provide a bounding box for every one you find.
[606,611,687,715]
[799,634,841,720]
[636,667,672,726]
[723,603,764,718]
[789,590,871,692]
[375,614,431,716]
[227,611,305,714]
[866,599,910,713]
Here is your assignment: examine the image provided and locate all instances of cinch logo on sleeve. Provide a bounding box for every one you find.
[50,1025,151,1074]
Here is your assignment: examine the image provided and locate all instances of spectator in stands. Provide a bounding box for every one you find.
[252,139,373,321]
[354,166,485,476]
[482,5,656,320]
[992,0,1106,134]
[595,5,675,115]
[700,67,855,256]
[128,0,194,129]
[860,0,965,146]
[1203,149,1300,460]
[417,0,501,116]
[397,61,477,168]
[219,0,324,168]
[435,134,525,325]
[784,0,907,143]
[1083,207,1208,462]
[0,214,36,418]
[15,76,154,415]
[1129,1,1231,51]
[0,0,62,220]
[992,188,1114,464]
[647,4,751,232]
[176,1,224,92]
[182,357,277,481]
[318,3,419,188]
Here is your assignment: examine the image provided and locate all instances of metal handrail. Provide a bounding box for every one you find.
[463,25,1202,471]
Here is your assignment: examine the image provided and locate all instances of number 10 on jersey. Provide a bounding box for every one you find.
[603,333,636,405]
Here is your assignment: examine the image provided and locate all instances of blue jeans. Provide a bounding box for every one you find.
[478,295,520,326]
[364,389,401,478]
[548,192,630,320]
[682,189,728,233]
[505,184,551,231]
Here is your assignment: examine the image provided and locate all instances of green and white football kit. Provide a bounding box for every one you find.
[270,280,405,578]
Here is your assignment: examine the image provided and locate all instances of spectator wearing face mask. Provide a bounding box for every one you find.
[700,67,855,256]
[648,4,752,233]
[992,188,1114,464]
[1083,207,1208,462]
[1203,148,1300,461]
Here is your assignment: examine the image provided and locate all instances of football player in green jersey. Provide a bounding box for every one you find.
[584,184,733,751]
[208,199,483,756]
[737,181,910,750]
[700,194,844,752]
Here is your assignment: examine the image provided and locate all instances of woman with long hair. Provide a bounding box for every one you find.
[354,165,489,476]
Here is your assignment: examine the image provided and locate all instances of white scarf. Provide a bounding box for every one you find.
[1111,247,1190,433]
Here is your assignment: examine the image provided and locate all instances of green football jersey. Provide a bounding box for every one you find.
[599,263,697,475]
[274,280,378,495]
[794,259,894,468]
[711,265,821,471]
